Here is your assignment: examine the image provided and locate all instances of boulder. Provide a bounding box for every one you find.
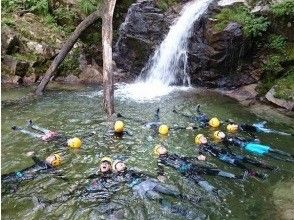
[26,41,58,59]
[265,87,294,111]
[79,65,103,84]
[2,55,30,77]
[1,25,20,55]
[114,0,174,75]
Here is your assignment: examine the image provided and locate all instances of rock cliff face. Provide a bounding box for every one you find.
[114,0,260,88]
[114,0,174,77]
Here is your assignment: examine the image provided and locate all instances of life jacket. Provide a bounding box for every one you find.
[244,143,271,156]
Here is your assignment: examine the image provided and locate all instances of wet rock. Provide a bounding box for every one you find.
[1,25,20,55]
[26,41,58,59]
[114,0,173,75]
[79,65,103,84]
[216,84,258,106]
[23,73,37,85]
[2,55,30,77]
[265,87,294,111]
[56,74,81,84]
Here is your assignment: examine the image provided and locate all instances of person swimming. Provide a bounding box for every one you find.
[226,120,293,136]
[220,134,294,162]
[111,160,203,219]
[12,120,82,149]
[154,145,243,194]
[2,151,62,194]
[195,132,274,179]
[173,104,221,128]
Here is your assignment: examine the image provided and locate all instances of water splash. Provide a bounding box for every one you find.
[116,0,213,101]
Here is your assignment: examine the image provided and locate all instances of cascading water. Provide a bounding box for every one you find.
[116,0,214,101]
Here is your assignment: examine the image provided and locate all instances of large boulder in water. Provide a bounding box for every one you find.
[113,0,174,76]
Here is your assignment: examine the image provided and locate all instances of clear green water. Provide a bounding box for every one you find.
[1,86,294,220]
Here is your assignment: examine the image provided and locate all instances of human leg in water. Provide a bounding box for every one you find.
[269,148,294,159]
[267,151,294,163]
[253,121,293,136]
[203,168,242,179]
[232,160,268,180]
[241,156,275,170]
[188,173,218,194]
[12,126,43,139]
[27,120,51,134]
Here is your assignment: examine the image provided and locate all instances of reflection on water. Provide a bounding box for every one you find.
[1,85,294,219]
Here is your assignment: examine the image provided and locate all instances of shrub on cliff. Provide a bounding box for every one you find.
[214,6,270,38]
[270,0,294,22]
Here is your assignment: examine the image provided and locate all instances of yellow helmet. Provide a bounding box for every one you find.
[112,160,125,171]
[67,137,82,149]
[114,121,124,133]
[227,124,238,132]
[159,124,169,135]
[153,145,162,156]
[101,156,113,165]
[209,117,220,128]
[213,130,226,140]
[51,154,62,167]
[195,134,205,145]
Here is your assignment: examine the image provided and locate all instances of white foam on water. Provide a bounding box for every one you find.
[115,82,192,102]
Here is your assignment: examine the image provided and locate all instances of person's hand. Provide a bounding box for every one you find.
[157,175,166,182]
[26,151,35,157]
[197,155,206,161]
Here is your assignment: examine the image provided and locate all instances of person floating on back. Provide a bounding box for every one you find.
[226,120,293,136]
[154,145,243,195]
[2,151,62,194]
[219,133,294,162]
[12,120,82,149]
[173,104,220,128]
[195,132,274,179]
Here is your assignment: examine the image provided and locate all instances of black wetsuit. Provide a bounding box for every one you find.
[198,143,274,177]
[2,156,58,195]
[223,136,294,162]
[173,105,209,127]
[157,153,240,193]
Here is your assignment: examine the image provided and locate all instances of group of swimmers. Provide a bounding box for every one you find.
[2,105,294,217]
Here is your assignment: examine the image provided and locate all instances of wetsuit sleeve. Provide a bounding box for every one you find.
[157,159,165,176]
[31,156,42,164]
[240,124,258,132]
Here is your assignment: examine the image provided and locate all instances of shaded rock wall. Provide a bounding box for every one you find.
[114,0,259,88]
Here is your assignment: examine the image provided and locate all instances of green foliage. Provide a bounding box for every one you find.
[271,0,294,21]
[214,6,270,38]
[274,69,294,100]
[155,0,179,11]
[266,35,286,52]
[262,54,284,75]
[58,48,80,75]
[78,0,100,15]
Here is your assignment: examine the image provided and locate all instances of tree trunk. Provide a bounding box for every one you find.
[35,10,101,95]
[102,0,117,116]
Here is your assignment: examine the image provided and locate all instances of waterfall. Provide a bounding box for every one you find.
[116,0,214,101]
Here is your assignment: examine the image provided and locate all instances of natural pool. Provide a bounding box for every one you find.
[1,85,294,219]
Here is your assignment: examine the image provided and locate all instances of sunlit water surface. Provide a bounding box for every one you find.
[1,85,294,220]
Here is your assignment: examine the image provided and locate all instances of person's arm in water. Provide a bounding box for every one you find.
[157,158,166,181]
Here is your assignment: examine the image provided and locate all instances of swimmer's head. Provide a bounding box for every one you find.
[46,154,62,167]
[153,145,167,156]
[114,121,124,133]
[112,160,126,172]
[100,157,113,173]
[67,137,82,149]
[213,131,226,140]
[227,124,239,133]
[209,117,220,128]
[195,134,207,145]
[158,124,169,135]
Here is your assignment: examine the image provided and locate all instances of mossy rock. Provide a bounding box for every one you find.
[274,71,294,101]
